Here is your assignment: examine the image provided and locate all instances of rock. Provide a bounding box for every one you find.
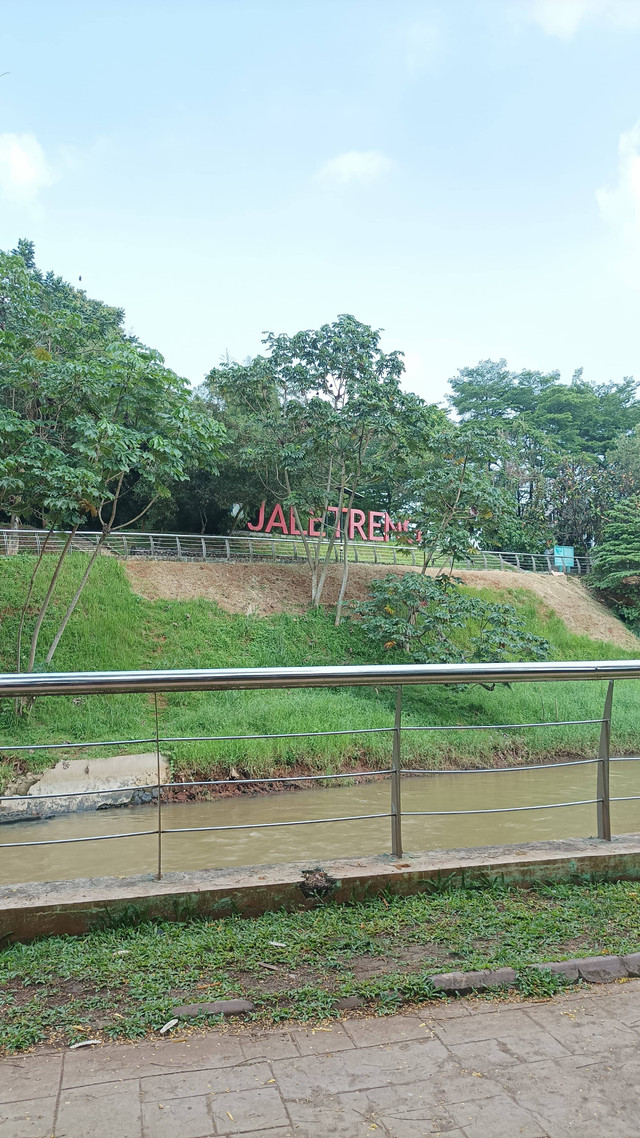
[335,996,364,1011]
[172,999,254,1018]
[533,959,580,981]
[621,952,640,977]
[576,955,628,983]
[4,774,42,798]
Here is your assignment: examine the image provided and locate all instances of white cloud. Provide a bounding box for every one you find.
[316,150,394,185]
[528,0,640,37]
[0,133,55,202]
[596,123,640,281]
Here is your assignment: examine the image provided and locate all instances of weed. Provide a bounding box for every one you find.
[2,880,639,1053]
[515,966,573,999]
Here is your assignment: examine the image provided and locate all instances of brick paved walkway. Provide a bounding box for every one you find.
[2,979,640,1137]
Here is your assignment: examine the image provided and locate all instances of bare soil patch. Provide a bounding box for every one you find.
[124,558,638,650]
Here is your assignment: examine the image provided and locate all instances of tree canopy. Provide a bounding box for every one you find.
[0,241,225,678]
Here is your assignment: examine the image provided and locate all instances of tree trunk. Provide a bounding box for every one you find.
[334,527,350,627]
[25,526,78,674]
[44,531,108,665]
[16,525,54,672]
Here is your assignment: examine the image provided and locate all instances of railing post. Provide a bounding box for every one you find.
[154,693,163,879]
[391,686,403,857]
[597,680,613,841]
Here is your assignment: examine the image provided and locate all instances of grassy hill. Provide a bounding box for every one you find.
[1,555,640,790]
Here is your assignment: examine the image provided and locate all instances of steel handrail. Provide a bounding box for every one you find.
[1,659,639,698]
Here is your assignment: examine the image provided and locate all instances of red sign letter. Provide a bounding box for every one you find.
[348,509,367,540]
[264,504,288,534]
[247,501,266,532]
[367,510,385,541]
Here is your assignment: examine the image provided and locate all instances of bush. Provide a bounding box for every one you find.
[349,572,550,666]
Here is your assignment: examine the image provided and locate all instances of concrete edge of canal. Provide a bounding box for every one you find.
[2,833,640,944]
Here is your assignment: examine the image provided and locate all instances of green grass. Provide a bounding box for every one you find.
[1,554,640,790]
[1,879,639,1052]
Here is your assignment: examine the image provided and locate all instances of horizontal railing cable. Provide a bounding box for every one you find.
[403,798,599,817]
[401,757,601,775]
[0,829,158,849]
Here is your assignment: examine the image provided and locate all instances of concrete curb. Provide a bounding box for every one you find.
[430,951,640,994]
[4,834,640,943]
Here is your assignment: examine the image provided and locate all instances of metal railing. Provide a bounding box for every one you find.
[0,527,592,574]
[0,660,638,884]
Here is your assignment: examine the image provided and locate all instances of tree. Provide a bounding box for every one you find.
[350,572,550,669]
[400,424,505,571]
[206,315,442,616]
[0,242,226,685]
[447,359,640,553]
[448,359,558,422]
[449,360,640,458]
[590,494,640,625]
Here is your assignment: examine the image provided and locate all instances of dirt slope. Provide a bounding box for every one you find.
[124,559,639,650]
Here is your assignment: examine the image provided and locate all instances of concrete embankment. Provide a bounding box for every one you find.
[3,833,640,944]
[0,753,169,821]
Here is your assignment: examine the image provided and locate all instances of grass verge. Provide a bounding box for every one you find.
[2,879,640,1054]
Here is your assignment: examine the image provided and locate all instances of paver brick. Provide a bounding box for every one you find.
[56,1080,143,1138]
[273,1037,449,1098]
[525,1001,640,1054]
[0,1095,56,1138]
[238,1030,299,1061]
[290,1022,354,1055]
[449,1022,570,1069]
[141,1094,214,1137]
[495,1050,640,1138]
[431,1008,544,1047]
[209,1087,288,1133]
[341,1014,435,1048]
[447,1093,548,1138]
[140,1060,272,1102]
[62,1033,245,1087]
[0,1052,61,1104]
[219,1131,293,1138]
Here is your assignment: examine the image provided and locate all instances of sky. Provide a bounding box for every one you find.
[2,0,640,406]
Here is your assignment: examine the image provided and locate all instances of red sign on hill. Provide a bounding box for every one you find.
[247,502,421,543]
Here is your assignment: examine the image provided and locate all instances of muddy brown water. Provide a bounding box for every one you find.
[2,762,640,886]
